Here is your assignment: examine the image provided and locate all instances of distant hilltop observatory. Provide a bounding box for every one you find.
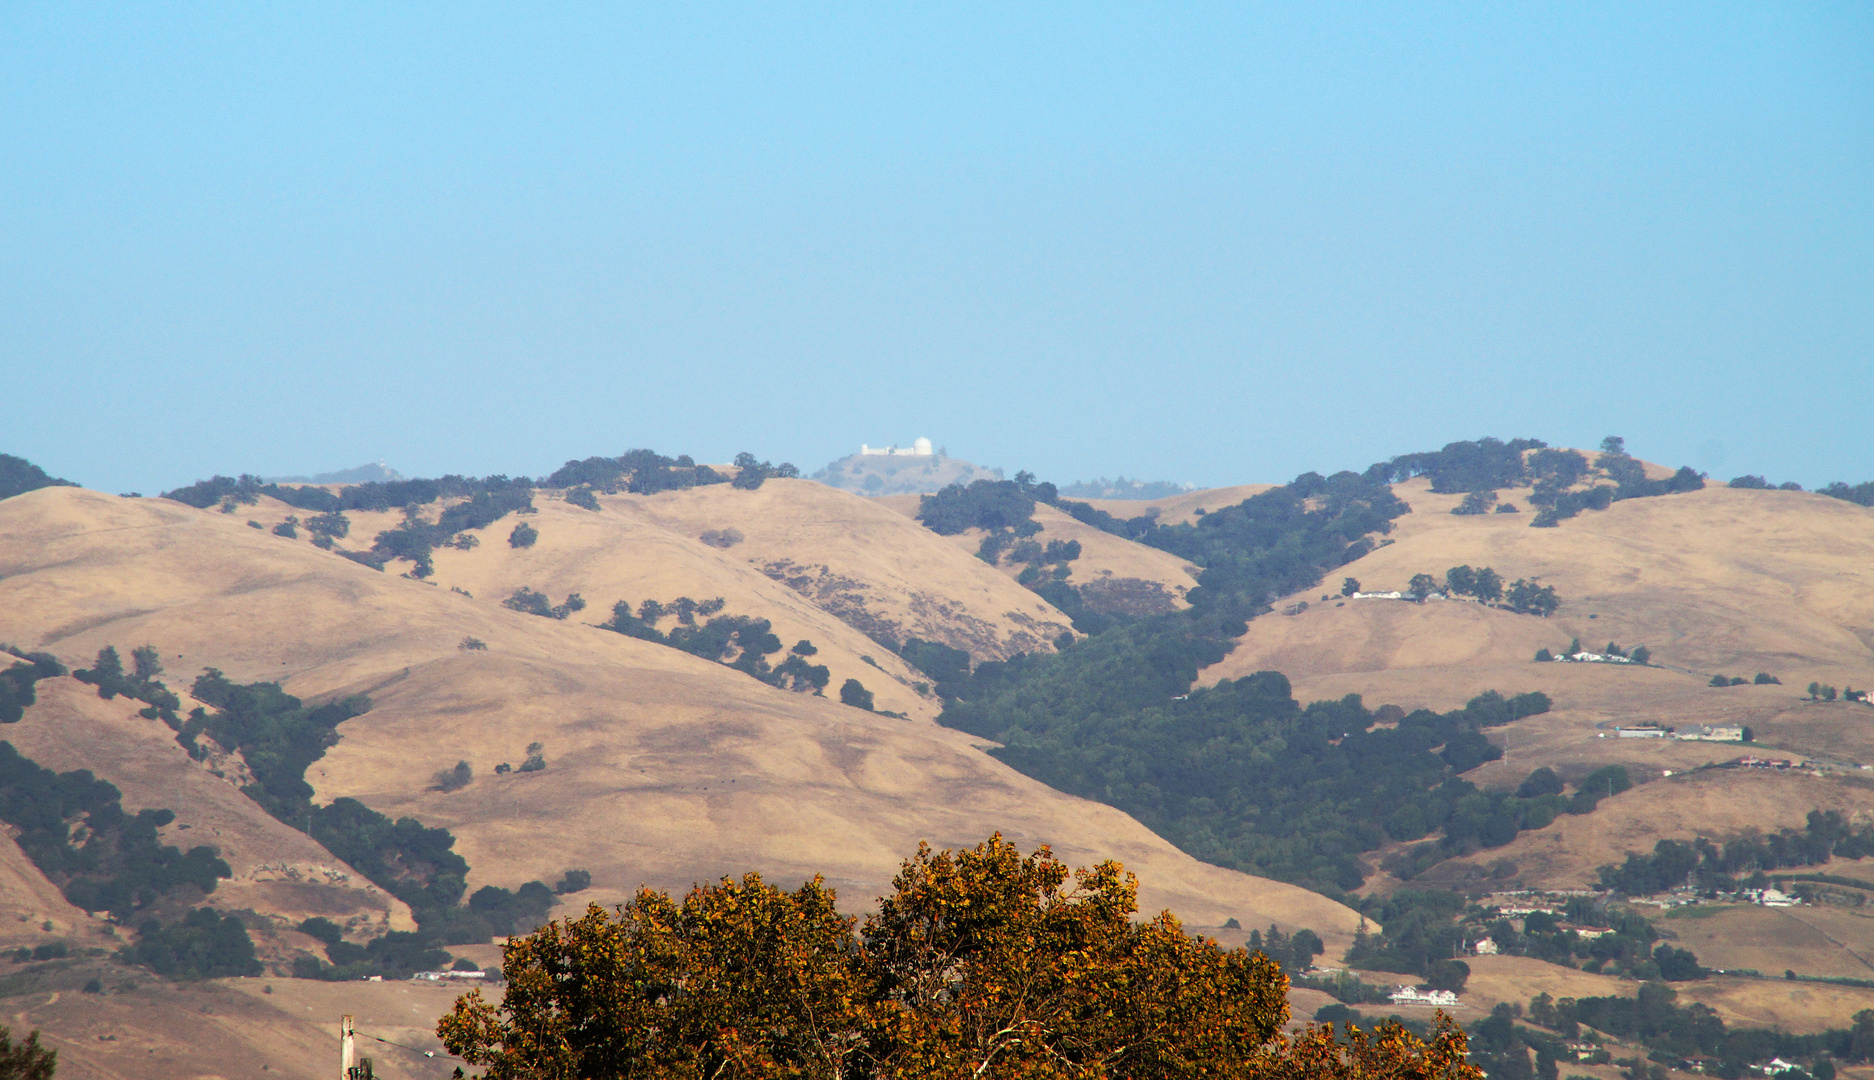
[860,437,933,458]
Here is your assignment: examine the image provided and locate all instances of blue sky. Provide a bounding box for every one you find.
[4,3,1870,494]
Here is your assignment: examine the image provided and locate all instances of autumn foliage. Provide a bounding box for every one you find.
[439,835,1480,1079]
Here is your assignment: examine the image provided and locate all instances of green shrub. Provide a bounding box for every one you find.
[432,761,473,792]
[840,679,875,711]
[509,522,538,548]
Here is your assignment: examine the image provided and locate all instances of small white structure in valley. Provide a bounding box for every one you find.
[861,437,934,457]
[1389,988,1460,1006]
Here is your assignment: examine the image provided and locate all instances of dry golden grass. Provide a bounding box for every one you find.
[0,975,464,1080]
[868,492,1200,615]
[1461,955,1874,1034]
[1660,901,1874,980]
[619,479,1074,662]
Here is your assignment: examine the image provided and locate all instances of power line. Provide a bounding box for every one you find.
[358,1030,465,1061]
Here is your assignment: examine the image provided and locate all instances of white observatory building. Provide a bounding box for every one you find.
[860,437,933,457]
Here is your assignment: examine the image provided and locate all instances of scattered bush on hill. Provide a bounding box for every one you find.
[552,869,590,895]
[1444,565,1505,602]
[503,588,585,620]
[563,485,600,511]
[1504,578,1560,616]
[508,521,537,547]
[438,834,1481,1080]
[839,678,875,711]
[598,599,830,693]
[0,647,66,724]
[698,527,743,548]
[339,549,387,570]
[1452,490,1497,515]
[432,761,473,792]
[729,452,800,490]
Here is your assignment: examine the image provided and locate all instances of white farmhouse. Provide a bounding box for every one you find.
[1389,988,1460,1006]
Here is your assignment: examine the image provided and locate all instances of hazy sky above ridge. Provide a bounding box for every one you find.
[4,4,1870,494]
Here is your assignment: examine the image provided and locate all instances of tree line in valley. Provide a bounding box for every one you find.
[902,448,1590,897]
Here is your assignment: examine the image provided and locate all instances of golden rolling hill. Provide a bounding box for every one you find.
[7,452,1874,1070]
[0,485,1355,945]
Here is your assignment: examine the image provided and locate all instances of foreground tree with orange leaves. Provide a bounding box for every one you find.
[438,835,1479,1080]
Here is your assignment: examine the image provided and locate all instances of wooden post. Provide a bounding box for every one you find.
[340,1014,354,1079]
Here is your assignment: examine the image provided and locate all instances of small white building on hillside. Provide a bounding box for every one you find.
[1389,988,1460,1007]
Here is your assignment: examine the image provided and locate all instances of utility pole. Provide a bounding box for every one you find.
[340,1014,354,1079]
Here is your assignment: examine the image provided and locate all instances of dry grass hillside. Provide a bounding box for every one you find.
[0,485,1358,946]
[869,496,1201,618]
[619,479,1073,661]
[260,487,940,721]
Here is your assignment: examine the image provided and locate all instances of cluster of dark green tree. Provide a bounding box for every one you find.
[1598,812,1874,897]
[546,449,729,494]
[1374,437,1554,492]
[0,647,66,724]
[1728,475,1809,493]
[502,587,587,620]
[123,907,262,980]
[1375,762,1632,883]
[1431,566,1561,616]
[72,644,185,728]
[163,471,531,515]
[365,484,538,577]
[916,472,1060,535]
[598,598,832,694]
[0,454,76,501]
[1524,983,1874,1079]
[1820,480,1874,507]
[946,662,1552,893]
[1243,924,1327,975]
[731,451,801,490]
[1806,681,1857,701]
[1529,440,1706,528]
[0,741,231,920]
[158,471,537,574]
